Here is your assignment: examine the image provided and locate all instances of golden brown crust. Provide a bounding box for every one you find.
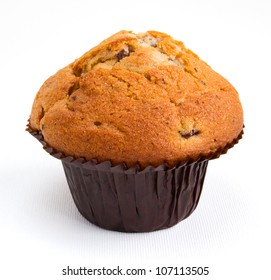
[29,30,244,167]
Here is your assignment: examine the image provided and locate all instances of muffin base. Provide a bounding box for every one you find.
[61,158,208,232]
[27,125,243,232]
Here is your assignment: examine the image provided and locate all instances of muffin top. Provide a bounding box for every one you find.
[29,30,244,167]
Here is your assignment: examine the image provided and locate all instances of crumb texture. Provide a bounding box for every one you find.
[29,30,244,167]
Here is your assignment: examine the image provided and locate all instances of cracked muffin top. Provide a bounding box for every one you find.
[29,30,244,167]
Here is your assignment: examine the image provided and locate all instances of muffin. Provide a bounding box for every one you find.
[27,30,244,232]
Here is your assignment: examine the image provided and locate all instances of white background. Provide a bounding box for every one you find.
[1,0,270,279]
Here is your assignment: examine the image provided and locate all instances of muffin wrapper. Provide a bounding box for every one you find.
[27,125,243,232]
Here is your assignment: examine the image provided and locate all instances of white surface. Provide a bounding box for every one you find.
[1,0,270,279]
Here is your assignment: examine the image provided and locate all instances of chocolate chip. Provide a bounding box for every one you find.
[180,129,200,139]
[94,121,102,126]
[41,124,45,130]
[115,46,130,61]
[71,95,77,101]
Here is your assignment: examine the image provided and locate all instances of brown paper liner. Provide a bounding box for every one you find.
[26,124,243,232]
